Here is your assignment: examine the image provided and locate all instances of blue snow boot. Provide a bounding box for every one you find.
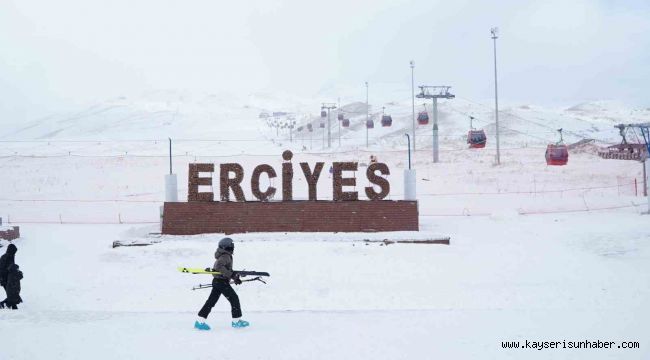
[231,319,250,328]
[194,320,211,331]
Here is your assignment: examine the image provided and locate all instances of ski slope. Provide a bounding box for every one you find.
[0,212,647,359]
[0,91,649,359]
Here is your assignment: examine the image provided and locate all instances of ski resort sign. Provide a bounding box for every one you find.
[162,150,418,235]
[187,150,390,202]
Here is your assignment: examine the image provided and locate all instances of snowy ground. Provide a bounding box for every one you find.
[0,212,648,359]
[0,94,649,359]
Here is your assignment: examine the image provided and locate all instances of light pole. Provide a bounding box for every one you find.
[405,134,411,170]
[410,60,416,153]
[288,119,296,143]
[491,27,501,165]
[365,81,369,148]
[337,97,341,147]
[168,138,172,174]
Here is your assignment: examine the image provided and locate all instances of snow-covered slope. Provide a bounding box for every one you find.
[3,91,649,148]
[0,211,647,359]
[0,92,648,360]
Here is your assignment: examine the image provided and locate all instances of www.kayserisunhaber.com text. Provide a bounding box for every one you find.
[501,340,640,351]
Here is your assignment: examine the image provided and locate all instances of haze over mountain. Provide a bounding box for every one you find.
[1,0,649,129]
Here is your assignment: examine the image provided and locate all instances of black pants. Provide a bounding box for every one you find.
[0,285,17,310]
[198,278,242,319]
[0,285,16,309]
[0,301,17,309]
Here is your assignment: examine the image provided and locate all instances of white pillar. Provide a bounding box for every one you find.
[404,169,417,201]
[159,205,165,233]
[165,174,178,202]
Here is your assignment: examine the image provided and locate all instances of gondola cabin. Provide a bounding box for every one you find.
[545,144,569,165]
[342,118,350,127]
[320,110,327,118]
[307,124,313,132]
[417,111,429,125]
[338,113,344,121]
[381,115,392,127]
[467,130,487,148]
[319,122,325,128]
[366,119,374,129]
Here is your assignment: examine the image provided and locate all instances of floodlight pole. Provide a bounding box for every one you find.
[168,138,172,174]
[405,134,411,170]
[337,97,341,147]
[491,27,501,165]
[365,81,369,148]
[410,61,416,153]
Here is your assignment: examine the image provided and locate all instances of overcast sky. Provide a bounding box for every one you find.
[1,0,649,124]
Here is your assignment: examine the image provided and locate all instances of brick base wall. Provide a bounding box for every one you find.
[0,227,20,241]
[162,201,418,235]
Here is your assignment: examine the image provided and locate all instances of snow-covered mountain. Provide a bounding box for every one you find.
[3,92,647,154]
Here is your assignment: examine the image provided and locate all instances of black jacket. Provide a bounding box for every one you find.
[0,244,17,287]
[5,264,22,304]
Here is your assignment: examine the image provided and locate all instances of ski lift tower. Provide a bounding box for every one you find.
[626,123,650,214]
[321,103,337,148]
[416,86,455,163]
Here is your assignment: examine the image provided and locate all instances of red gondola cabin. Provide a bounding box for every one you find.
[545,144,569,165]
[417,111,429,125]
[467,130,487,148]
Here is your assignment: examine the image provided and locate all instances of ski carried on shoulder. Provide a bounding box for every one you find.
[178,267,219,275]
[178,267,270,277]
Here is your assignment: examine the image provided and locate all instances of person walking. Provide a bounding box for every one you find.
[0,244,17,297]
[0,264,22,309]
[195,238,249,330]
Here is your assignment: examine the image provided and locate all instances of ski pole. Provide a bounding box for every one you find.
[191,277,267,290]
[192,284,213,291]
